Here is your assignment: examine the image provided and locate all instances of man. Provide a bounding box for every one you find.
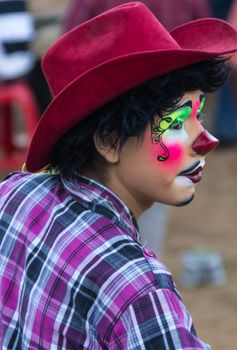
[62,0,211,32]
[61,0,211,256]
[0,3,237,349]
[210,0,237,145]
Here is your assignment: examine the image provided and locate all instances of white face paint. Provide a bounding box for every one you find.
[107,91,206,218]
[174,175,194,187]
[163,126,189,144]
[174,159,206,188]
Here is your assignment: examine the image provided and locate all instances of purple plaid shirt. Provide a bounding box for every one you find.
[0,172,211,349]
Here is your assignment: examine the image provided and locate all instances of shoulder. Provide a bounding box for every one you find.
[0,172,85,244]
[0,172,72,217]
[0,171,59,197]
[85,234,179,336]
[107,286,211,350]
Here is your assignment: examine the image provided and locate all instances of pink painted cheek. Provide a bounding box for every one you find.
[192,100,201,126]
[151,141,185,174]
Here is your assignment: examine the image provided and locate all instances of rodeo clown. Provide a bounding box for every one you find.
[1,2,237,349]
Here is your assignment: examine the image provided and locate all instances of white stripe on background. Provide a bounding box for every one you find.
[0,13,35,40]
[0,49,35,78]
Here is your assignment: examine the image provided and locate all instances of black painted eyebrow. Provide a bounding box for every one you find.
[176,93,205,110]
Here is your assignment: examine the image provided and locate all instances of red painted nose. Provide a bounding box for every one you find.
[192,130,220,155]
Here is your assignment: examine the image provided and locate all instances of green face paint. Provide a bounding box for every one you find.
[197,94,205,122]
[153,102,192,138]
[152,95,205,161]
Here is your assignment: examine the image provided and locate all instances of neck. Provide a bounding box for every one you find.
[80,168,152,219]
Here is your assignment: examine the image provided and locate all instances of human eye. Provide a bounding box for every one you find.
[166,104,192,131]
[197,111,205,125]
[169,120,183,130]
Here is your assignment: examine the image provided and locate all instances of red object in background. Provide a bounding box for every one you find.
[0,82,38,171]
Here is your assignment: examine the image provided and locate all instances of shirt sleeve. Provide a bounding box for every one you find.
[108,288,211,349]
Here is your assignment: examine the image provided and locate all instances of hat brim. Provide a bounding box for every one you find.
[26,19,237,172]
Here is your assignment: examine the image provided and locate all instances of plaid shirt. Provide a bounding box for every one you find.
[0,172,211,349]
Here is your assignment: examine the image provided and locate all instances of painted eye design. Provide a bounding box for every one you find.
[152,101,192,161]
[169,120,183,130]
[197,94,205,124]
[197,112,205,125]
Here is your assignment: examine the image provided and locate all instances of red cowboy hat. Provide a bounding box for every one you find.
[25,1,237,172]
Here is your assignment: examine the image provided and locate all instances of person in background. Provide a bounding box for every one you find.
[0,0,35,83]
[0,0,51,114]
[227,0,237,123]
[210,0,233,19]
[62,0,211,32]
[1,3,237,348]
[62,0,211,256]
[210,0,237,146]
[229,0,237,65]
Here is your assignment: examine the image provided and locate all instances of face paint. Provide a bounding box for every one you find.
[192,130,220,155]
[152,94,206,162]
[195,94,205,125]
[111,90,206,217]
[199,94,205,113]
[190,94,220,154]
[152,101,192,161]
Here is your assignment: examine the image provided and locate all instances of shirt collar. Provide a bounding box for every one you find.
[61,174,140,243]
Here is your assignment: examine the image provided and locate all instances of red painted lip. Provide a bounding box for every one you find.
[183,171,202,183]
[179,166,203,183]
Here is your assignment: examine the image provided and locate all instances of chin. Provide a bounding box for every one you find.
[175,193,195,207]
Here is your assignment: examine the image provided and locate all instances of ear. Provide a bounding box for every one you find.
[93,133,120,164]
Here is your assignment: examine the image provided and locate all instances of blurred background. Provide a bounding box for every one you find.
[1,1,237,349]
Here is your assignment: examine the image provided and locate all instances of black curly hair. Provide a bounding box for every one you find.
[50,57,229,180]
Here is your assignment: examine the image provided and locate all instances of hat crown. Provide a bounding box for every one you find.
[42,2,180,97]
[26,3,237,172]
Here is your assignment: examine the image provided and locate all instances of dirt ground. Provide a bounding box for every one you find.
[1,1,237,349]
